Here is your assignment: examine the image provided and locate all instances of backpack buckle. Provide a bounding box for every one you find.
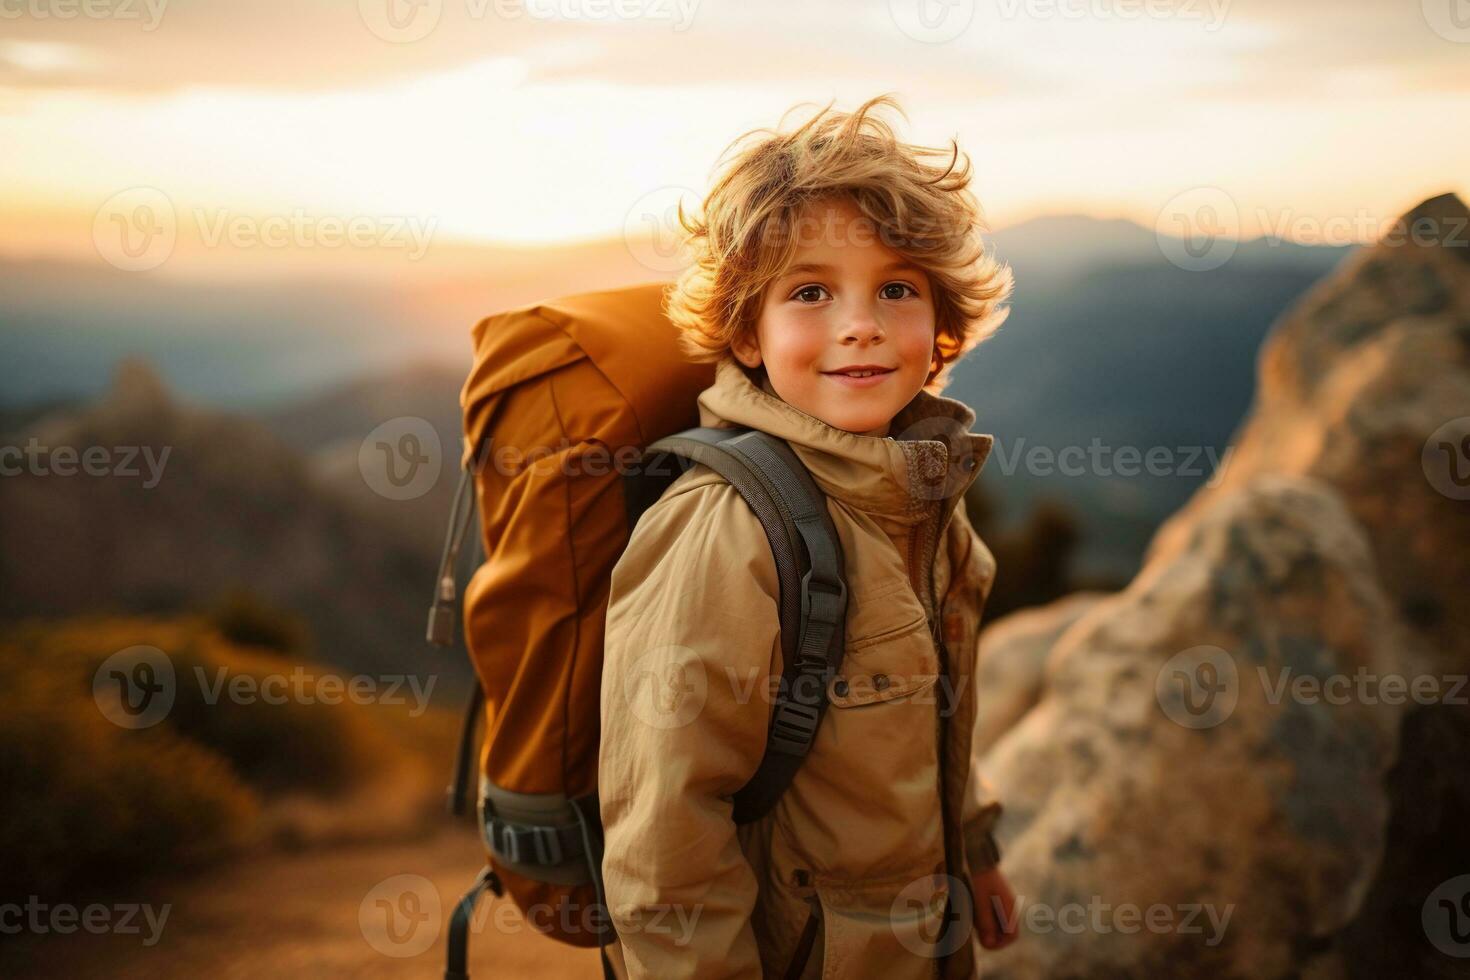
[800,570,846,628]
[487,819,566,867]
[768,699,822,756]
[481,796,574,868]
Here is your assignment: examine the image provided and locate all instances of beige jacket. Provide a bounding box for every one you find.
[599,356,1004,979]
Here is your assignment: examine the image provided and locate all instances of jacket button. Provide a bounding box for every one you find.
[873,673,891,691]
[833,678,849,696]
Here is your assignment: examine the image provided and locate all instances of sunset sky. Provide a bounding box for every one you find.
[3,0,1469,268]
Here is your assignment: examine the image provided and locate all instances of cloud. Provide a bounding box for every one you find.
[1,0,1465,105]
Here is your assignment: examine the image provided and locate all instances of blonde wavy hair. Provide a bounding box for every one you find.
[663,93,1013,391]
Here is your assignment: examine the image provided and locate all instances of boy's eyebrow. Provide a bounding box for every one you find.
[779,260,927,278]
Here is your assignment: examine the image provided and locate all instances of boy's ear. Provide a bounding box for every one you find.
[730,329,762,370]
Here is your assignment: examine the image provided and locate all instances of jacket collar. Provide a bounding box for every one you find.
[696,356,994,524]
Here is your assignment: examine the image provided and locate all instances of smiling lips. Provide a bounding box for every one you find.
[822,363,897,387]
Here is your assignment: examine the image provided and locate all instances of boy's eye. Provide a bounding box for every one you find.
[791,282,917,303]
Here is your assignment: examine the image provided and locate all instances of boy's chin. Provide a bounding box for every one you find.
[817,411,893,437]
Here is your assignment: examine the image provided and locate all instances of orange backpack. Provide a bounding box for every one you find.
[429,283,849,980]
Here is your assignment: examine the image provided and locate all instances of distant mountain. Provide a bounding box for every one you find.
[988,212,1344,283]
[951,217,1352,578]
[263,362,465,456]
[258,216,1356,581]
[1,213,1346,411]
[262,363,469,561]
[0,210,1362,581]
[0,235,654,409]
[0,360,467,684]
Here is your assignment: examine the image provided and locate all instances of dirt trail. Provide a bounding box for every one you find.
[1,827,606,979]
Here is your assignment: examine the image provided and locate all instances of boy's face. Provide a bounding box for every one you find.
[731,195,936,439]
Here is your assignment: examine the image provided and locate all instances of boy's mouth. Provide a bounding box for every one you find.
[821,364,897,388]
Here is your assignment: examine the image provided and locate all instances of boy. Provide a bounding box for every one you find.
[599,94,1018,978]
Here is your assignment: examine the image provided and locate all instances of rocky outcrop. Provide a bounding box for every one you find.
[1148,191,1470,673]
[975,193,1470,978]
[972,591,1108,757]
[0,360,464,683]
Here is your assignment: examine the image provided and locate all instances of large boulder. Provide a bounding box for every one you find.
[1148,191,1470,671]
[972,591,1109,757]
[974,193,1470,979]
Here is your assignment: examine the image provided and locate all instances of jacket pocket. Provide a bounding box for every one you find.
[812,871,951,980]
[829,616,941,707]
[787,617,947,881]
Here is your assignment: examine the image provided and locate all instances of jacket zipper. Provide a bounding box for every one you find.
[914,501,965,974]
[782,901,821,980]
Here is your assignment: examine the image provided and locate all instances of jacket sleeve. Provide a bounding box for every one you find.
[599,470,780,979]
[962,774,1005,871]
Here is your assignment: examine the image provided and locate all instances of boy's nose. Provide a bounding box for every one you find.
[840,307,885,343]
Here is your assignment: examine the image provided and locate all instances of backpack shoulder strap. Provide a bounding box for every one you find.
[629,426,849,824]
